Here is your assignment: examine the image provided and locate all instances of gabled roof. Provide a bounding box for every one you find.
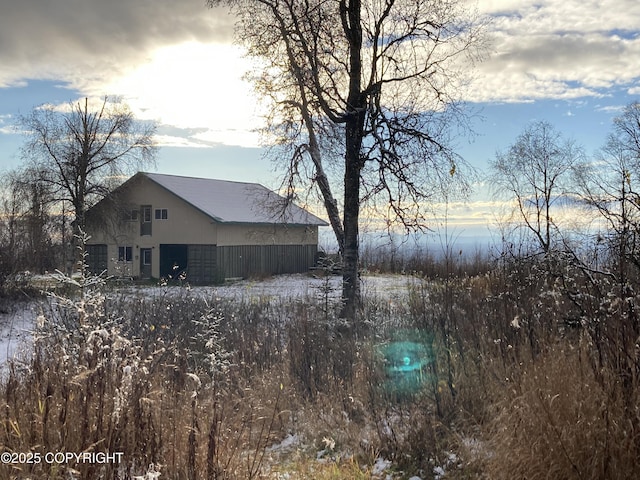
[134,172,328,226]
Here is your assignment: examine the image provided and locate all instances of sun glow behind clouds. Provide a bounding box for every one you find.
[105,42,263,148]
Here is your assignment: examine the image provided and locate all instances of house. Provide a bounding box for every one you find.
[84,172,328,283]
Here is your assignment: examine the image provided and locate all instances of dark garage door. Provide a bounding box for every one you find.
[187,245,217,284]
[86,244,108,275]
[160,244,218,284]
[159,244,188,280]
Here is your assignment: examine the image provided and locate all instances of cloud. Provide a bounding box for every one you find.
[0,114,16,135]
[596,104,626,113]
[154,135,213,149]
[102,42,263,146]
[2,0,640,149]
[0,0,265,147]
[466,0,640,103]
[0,0,233,89]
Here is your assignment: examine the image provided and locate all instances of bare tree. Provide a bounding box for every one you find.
[613,101,640,160]
[208,0,485,317]
[489,121,584,254]
[575,103,640,280]
[0,168,56,274]
[20,96,157,270]
[568,103,640,409]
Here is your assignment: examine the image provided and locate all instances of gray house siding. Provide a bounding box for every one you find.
[187,244,218,284]
[158,243,317,282]
[158,244,218,284]
[217,244,318,279]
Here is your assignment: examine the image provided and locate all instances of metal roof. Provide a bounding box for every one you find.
[141,172,328,226]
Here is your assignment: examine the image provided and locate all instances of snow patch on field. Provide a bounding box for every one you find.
[123,273,425,302]
[0,274,425,371]
[0,300,37,367]
[267,433,300,452]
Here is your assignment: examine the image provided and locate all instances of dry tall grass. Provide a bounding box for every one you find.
[484,341,640,480]
[1,247,640,479]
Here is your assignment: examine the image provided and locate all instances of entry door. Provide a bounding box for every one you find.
[140,248,152,279]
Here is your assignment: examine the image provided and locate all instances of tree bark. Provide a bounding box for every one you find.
[303,113,345,253]
[340,0,366,319]
[342,149,361,319]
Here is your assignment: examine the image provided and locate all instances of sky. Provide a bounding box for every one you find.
[1,0,640,248]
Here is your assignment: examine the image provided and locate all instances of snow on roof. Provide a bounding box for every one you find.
[141,172,328,226]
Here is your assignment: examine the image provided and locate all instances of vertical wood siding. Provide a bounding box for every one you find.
[217,244,318,279]
[187,244,218,284]
[86,244,108,275]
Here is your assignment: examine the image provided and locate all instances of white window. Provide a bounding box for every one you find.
[142,205,152,223]
[155,208,168,220]
[118,246,133,262]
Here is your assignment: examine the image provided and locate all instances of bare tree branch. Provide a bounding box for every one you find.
[208,0,486,316]
[19,96,157,271]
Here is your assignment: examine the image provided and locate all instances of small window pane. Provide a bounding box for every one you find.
[122,209,140,222]
[118,246,133,262]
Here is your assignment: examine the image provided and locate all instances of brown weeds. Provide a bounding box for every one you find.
[2,248,640,478]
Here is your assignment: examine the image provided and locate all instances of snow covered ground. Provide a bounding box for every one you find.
[123,272,426,302]
[0,273,425,368]
[0,274,441,479]
[0,299,38,367]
